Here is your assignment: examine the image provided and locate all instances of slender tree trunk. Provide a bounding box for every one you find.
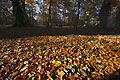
[48,0,52,27]
[99,0,111,29]
[74,0,80,29]
[63,8,66,26]
[72,2,76,27]
[77,0,80,26]
[10,0,29,27]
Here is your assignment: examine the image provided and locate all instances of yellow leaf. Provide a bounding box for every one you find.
[74,61,77,66]
[74,73,78,78]
[57,70,65,77]
[24,69,29,74]
[12,71,18,77]
[47,71,53,80]
[52,60,61,67]
[52,60,55,64]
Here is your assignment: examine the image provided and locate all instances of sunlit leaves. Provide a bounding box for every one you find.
[43,0,50,3]
[26,0,36,9]
[26,0,35,4]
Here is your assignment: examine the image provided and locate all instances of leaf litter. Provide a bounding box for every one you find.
[0,35,120,80]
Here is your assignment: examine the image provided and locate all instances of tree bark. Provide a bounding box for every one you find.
[10,0,29,27]
[115,7,120,28]
[48,0,52,27]
[77,0,80,26]
[74,0,80,29]
[99,0,111,29]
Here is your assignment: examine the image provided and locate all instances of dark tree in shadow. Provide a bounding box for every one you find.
[99,0,111,29]
[10,0,30,27]
[47,0,52,27]
[75,0,80,30]
[115,5,120,28]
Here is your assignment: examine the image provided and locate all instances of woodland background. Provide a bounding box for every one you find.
[0,0,120,29]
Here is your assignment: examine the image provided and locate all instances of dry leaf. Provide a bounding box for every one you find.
[12,71,18,77]
[47,71,53,80]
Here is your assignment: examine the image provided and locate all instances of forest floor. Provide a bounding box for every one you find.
[0,25,120,80]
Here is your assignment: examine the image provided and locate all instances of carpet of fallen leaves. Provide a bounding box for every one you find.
[0,35,120,80]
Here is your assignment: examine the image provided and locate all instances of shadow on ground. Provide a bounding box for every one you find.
[105,69,120,80]
[0,25,120,39]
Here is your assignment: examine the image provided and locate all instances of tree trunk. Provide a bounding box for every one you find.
[115,7,120,28]
[99,0,111,29]
[11,0,29,27]
[63,8,66,26]
[77,0,80,26]
[74,0,80,29]
[48,0,52,27]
